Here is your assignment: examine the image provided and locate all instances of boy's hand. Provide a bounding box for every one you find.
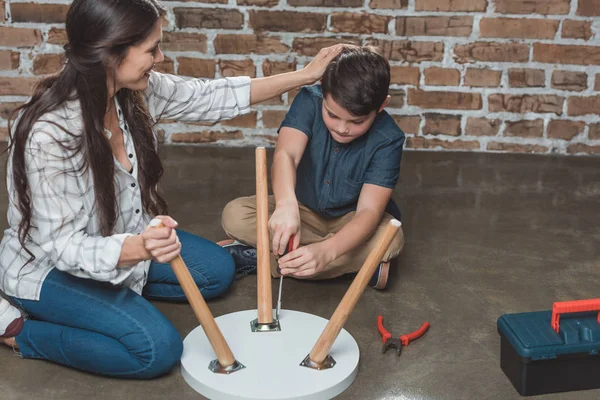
[278,241,335,278]
[301,44,344,83]
[269,201,301,256]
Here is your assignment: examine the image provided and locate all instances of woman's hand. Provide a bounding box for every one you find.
[141,216,181,264]
[277,241,335,278]
[300,44,345,84]
[269,201,301,257]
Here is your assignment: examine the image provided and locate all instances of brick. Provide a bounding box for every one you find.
[489,94,563,115]
[464,68,501,87]
[47,28,67,45]
[368,39,444,62]
[0,127,8,141]
[289,0,362,6]
[551,71,587,92]
[174,8,244,30]
[171,130,244,143]
[288,88,300,104]
[495,0,570,14]
[370,0,408,9]
[596,75,600,91]
[454,42,529,63]
[568,95,600,116]
[219,59,256,78]
[0,51,19,70]
[414,0,486,12]
[504,120,544,138]
[465,117,500,136]
[547,120,585,140]
[11,3,69,23]
[408,89,482,110]
[178,58,216,78]
[396,16,473,37]
[262,110,287,128]
[424,67,460,86]
[221,112,257,128]
[589,124,600,140]
[390,66,420,85]
[238,0,279,5]
[0,27,42,47]
[487,142,548,153]
[508,69,545,88]
[423,114,461,136]
[0,1,4,22]
[388,89,405,108]
[161,32,207,52]
[215,34,289,55]
[533,44,600,66]
[391,115,420,134]
[292,37,361,57]
[32,53,65,75]
[0,77,38,96]
[561,20,593,40]
[155,56,175,74]
[331,13,390,34]
[250,11,327,32]
[480,18,558,39]
[407,137,480,150]
[567,144,600,154]
[577,0,600,16]
[262,60,296,77]
[0,102,20,119]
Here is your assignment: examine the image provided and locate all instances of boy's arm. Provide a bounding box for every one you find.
[324,184,393,261]
[270,127,308,255]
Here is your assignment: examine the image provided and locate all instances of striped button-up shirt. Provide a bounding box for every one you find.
[0,72,251,300]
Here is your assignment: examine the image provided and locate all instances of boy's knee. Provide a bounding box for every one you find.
[387,229,405,260]
[221,197,254,236]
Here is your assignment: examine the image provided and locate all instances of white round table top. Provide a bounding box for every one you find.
[181,309,360,400]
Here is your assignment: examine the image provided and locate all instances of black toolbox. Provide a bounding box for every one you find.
[497,299,600,396]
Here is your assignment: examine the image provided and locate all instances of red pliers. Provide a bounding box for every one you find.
[377,315,430,356]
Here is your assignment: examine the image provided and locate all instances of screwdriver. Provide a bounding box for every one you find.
[276,235,294,320]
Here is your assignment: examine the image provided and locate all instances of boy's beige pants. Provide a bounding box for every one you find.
[221,196,404,279]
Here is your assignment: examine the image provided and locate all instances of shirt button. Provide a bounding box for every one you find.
[334,147,339,153]
[131,183,136,188]
[128,154,133,158]
[135,209,140,214]
[326,179,331,185]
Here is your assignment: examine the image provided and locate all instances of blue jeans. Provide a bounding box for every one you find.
[9,230,235,379]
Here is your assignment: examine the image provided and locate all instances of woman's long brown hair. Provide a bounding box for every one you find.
[7,0,168,263]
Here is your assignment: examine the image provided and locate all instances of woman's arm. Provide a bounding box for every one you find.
[145,45,343,123]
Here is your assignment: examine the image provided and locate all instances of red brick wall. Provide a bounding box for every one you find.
[1,0,600,155]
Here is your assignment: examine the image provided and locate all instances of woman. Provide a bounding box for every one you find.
[0,0,342,378]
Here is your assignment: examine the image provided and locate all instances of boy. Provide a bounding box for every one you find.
[219,46,405,290]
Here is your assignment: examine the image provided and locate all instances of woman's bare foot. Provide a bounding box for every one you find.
[2,336,18,349]
[0,298,23,350]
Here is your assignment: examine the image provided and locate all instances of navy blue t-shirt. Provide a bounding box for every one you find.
[278,85,405,220]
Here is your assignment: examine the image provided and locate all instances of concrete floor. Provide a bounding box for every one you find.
[1,146,599,400]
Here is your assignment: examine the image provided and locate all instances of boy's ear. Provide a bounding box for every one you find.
[378,95,391,113]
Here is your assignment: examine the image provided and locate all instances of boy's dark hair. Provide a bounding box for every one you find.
[321,45,391,117]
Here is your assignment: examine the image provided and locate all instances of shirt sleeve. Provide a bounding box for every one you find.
[278,87,317,139]
[363,133,405,189]
[25,128,136,284]
[144,71,251,122]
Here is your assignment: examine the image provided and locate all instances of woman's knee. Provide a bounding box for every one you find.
[206,245,235,298]
[131,319,183,379]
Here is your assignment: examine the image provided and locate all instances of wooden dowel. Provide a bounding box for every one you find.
[308,219,402,365]
[151,220,235,367]
[256,147,273,324]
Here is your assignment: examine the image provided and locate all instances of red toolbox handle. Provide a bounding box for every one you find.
[551,299,600,333]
